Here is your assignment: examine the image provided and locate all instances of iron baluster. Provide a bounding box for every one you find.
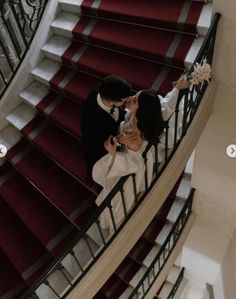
[108,202,117,232]
[44,279,60,298]
[131,173,138,204]
[120,187,128,218]
[58,265,72,286]
[96,220,106,246]
[164,121,169,162]
[71,249,83,273]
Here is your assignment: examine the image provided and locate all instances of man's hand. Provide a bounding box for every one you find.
[104,136,117,158]
[175,77,191,90]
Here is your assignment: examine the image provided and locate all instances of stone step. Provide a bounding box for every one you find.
[0,125,21,152]
[56,2,212,37]
[155,221,173,246]
[176,173,192,200]
[129,265,147,289]
[59,0,83,14]
[158,281,173,299]
[166,265,181,284]
[167,198,186,223]
[42,35,71,62]
[6,102,36,131]
[197,3,213,36]
[119,286,135,299]
[51,12,79,38]
[31,58,61,86]
[42,33,204,70]
[143,244,161,268]
[20,81,50,108]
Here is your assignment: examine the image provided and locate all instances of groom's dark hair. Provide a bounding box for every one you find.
[99,75,131,102]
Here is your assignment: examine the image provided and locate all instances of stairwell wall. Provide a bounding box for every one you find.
[184,0,236,298]
[0,0,59,130]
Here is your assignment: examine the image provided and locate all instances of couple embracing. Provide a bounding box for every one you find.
[81,75,190,233]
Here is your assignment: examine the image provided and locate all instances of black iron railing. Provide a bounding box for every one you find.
[21,13,221,299]
[128,190,193,298]
[0,0,48,98]
[167,267,185,299]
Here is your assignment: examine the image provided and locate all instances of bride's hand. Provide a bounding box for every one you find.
[104,136,117,158]
[117,131,139,146]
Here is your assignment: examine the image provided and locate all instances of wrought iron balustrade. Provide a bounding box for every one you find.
[21,13,221,299]
[127,189,193,299]
[167,267,185,299]
[0,0,48,97]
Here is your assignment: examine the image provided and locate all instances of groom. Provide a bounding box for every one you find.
[81,75,135,176]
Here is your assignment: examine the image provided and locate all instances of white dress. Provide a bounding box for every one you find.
[92,87,181,233]
[92,112,154,233]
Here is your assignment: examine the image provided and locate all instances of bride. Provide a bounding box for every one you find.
[92,78,190,233]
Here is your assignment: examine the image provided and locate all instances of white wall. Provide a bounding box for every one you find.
[183,1,236,298]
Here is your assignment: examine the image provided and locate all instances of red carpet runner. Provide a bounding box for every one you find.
[0,0,203,297]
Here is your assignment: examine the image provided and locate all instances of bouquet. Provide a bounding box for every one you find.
[188,58,212,86]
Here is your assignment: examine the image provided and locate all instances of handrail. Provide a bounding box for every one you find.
[128,190,194,298]
[167,267,185,299]
[0,0,48,98]
[21,13,221,299]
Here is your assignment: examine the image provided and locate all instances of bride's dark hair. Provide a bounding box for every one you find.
[136,89,164,143]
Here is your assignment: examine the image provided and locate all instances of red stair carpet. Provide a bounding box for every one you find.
[1,0,203,297]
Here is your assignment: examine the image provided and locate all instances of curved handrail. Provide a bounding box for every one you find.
[128,191,193,298]
[21,12,221,299]
[0,0,48,98]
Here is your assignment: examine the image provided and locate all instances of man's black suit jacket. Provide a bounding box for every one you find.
[81,90,126,175]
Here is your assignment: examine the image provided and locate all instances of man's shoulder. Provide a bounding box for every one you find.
[85,89,99,107]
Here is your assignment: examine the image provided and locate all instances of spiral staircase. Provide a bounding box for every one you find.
[0,1,220,298]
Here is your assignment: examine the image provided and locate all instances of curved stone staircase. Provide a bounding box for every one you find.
[0,1,212,298]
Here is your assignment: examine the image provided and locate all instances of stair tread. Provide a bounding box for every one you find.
[49,65,99,102]
[0,125,21,151]
[167,197,186,222]
[129,237,155,264]
[51,12,79,37]
[6,139,96,227]
[20,81,49,107]
[115,256,142,283]
[143,218,166,243]
[118,286,134,299]
[32,58,61,84]
[36,92,84,138]
[21,83,84,139]
[81,0,204,33]
[21,115,89,184]
[6,103,36,131]
[101,274,130,298]
[59,0,83,14]
[158,281,173,299]
[197,3,213,36]
[0,249,27,298]
[0,163,78,256]
[129,266,147,289]
[166,265,181,284]
[0,200,53,285]
[142,245,160,267]
[176,173,191,199]
[62,41,183,92]
[42,35,71,60]
[155,221,174,246]
[44,34,203,71]
[73,16,195,68]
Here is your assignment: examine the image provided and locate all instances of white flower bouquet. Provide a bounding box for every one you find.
[188,58,212,86]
